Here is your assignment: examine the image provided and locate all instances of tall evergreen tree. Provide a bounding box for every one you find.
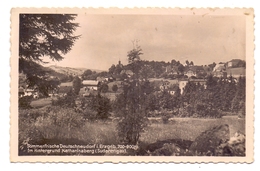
[19,14,80,93]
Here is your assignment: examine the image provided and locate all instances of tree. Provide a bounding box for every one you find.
[120,73,128,81]
[72,76,81,95]
[171,59,177,66]
[208,62,217,71]
[19,14,80,93]
[231,76,246,115]
[139,65,155,80]
[177,64,185,73]
[185,60,190,66]
[108,64,116,74]
[115,80,149,144]
[82,69,93,80]
[115,43,149,144]
[89,94,111,120]
[112,84,118,93]
[114,65,123,75]
[127,40,143,75]
[99,83,109,93]
[127,46,143,64]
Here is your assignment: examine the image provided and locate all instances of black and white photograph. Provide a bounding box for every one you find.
[10,8,254,162]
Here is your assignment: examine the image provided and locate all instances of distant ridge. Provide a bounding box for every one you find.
[48,65,104,76]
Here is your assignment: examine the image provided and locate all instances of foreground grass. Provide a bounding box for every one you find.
[19,107,245,156]
[141,116,245,144]
[20,111,244,146]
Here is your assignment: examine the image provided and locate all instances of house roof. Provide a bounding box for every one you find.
[228,59,242,64]
[167,79,179,85]
[226,67,245,76]
[189,78,207,83]
[185,66,204,73]
[82,80,99,86]
[60,82,73,87]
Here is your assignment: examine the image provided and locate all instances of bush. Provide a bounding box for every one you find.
[112,84,118,92]
[19,109,47,154]
[52,93,76,108]
[35,107,84,138]
[19,96,33,109]
[160,109,172,124]
[19,106,85,144]
[177,106,194,117]
[88,94,111,120]
[195,103,222,118]
[82,108,97,121]
[161,115,171,124]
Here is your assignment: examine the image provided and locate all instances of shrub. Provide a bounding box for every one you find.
[177,106,193,117]
[195,103,222,118]
[88,94,112,120]
[19,109,47,154]
[112,84,118,92]
[161,115,171,124]
[35,107,84,137]
[52,93,76,108]
[160,109,172,124]
[19,96,33,109]
[82,108,97,121]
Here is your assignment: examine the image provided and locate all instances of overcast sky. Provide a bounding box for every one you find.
[45,14,245,70]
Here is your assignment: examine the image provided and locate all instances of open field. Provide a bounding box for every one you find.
[19,106,245,156]
[141,116,245,144]
[30,98,53,108]
[20,110,244,145]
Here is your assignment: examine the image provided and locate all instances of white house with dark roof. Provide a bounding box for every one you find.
[82,80,99,90]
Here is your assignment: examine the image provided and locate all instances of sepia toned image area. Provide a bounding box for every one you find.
[11,8,254,162]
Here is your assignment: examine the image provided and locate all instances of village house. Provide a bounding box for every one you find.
[213,63,226,72]
[24,88,39,98]
[184,66,205,78]
[82,80,99,91]
[48,88,59,98]
[185,69,197,78]
[226,67,246,79]
[227,59,245,68]
[178,78,207,94]
[97,76,108,82]
[212,63,227,78]
[190,78,207,89]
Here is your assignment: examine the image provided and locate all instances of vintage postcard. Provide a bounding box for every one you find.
[10,8,254,163]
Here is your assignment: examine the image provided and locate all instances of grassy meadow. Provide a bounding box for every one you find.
[19,107,245,149]
[141,116,245,144]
